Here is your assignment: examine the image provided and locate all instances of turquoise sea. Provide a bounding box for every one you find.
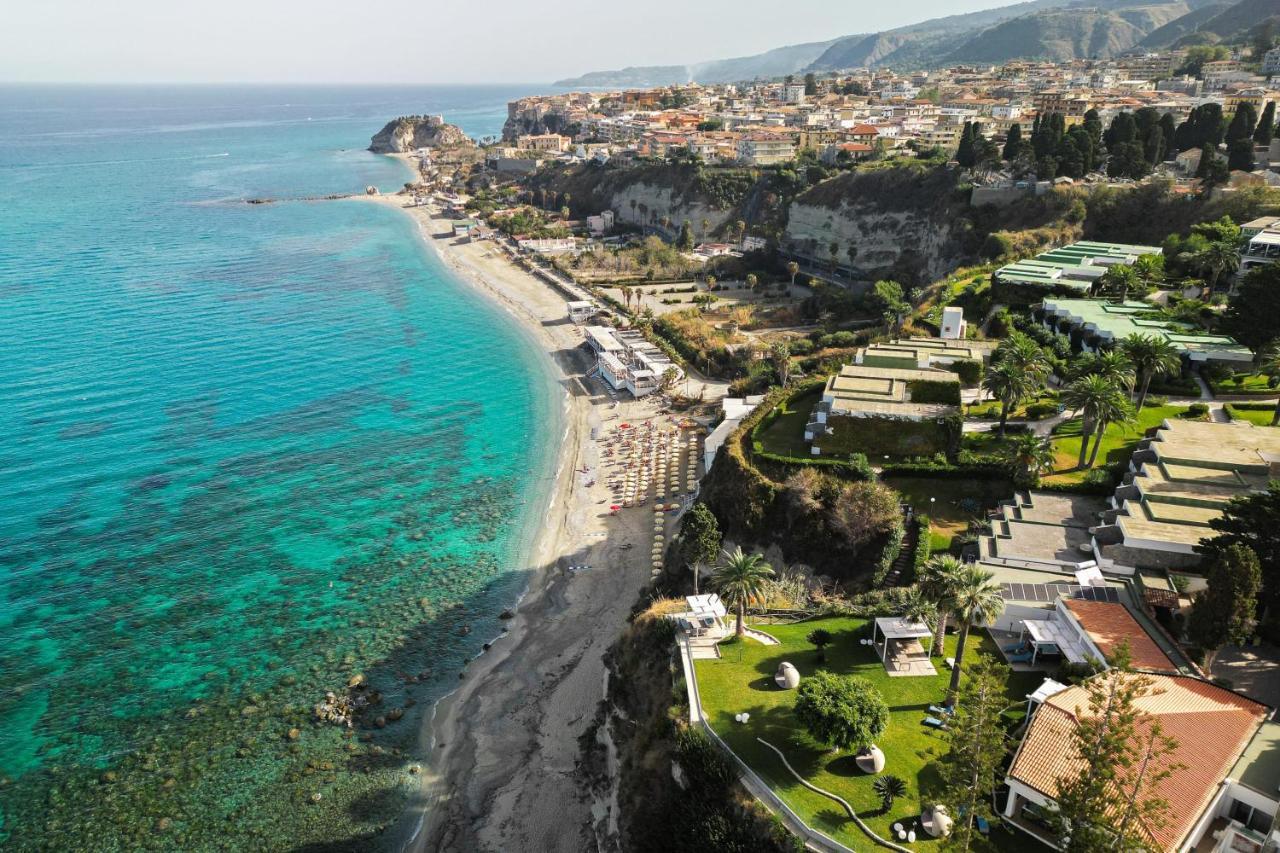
[0,84,561,849]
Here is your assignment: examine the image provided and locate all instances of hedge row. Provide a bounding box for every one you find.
[906,379,963,406]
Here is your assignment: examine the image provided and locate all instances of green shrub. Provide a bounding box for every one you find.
[944,359,983,386]
[906,379,962,405]
[1186,402,1209,418]
[1024,401,1059,420]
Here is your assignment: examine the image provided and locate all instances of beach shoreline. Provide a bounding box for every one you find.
[354,161,719,851]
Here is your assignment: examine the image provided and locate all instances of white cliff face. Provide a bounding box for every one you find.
[608,183,732,239]
[369,117,471,154]
[784,200,957,281]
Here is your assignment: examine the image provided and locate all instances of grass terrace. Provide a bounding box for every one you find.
[1042,404,1194,486]
[754,387,824,460]
[695,617,1044,851]
[1210,372,1279,397]
[1226,403,1279,427]
[883,476,1011,552]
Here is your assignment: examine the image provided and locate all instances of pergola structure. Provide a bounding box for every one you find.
[871,616,935,675]
[683,594,727,636]
[1018,619,1089,665]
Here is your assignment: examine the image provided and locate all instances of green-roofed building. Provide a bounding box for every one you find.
[1039,298,1252,366]
[994,240,1162,293]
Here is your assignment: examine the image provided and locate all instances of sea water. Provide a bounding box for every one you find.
[0,84,560,849]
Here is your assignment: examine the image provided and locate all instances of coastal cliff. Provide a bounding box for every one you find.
[369,115,472,154]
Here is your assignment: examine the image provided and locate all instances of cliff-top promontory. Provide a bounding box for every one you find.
[368,115,472,154]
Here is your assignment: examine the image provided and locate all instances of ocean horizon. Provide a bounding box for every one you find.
[0,83,562,849]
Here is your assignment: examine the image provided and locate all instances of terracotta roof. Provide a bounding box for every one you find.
[1063,599,1177,673]
[1009,674,1268,850]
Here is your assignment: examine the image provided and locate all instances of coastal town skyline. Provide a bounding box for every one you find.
[4,0,1030,85]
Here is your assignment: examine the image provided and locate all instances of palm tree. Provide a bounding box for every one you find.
[746,273,759,291]
[1062,374,1135,470]
[945,566,1005,704]
[711,547,775,638]
[787,261,800,287]
[1121,333,1181,411]
[1262,347,1280,426]
[1002,432,1055,487]
[981,361,1032,438]
[917,556,966,657]
[1091,349,1136,394]
[873,775,907,811]
[1195,240,1240,291]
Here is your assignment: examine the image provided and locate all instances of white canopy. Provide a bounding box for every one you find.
[874,616,932,640]
[1027,677,1069,705]
[1022,619,1089,663]
[686,594,726,620]
[1074,566,1105,588]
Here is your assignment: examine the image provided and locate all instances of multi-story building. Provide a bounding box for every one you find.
[735,132,795,165]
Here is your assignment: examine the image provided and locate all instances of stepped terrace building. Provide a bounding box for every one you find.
[995,240,1162,294]
[1095,419,1280,571]
[1038,299,1252,367]
[855,338,998,371]
[804,360,961,458]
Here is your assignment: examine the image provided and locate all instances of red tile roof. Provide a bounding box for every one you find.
[1063,599,1177,673]
[1009,674,1268,850]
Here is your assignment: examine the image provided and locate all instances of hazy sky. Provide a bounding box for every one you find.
[1,1,1033,84]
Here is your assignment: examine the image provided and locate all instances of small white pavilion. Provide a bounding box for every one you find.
[683,594,728,636]
[870,616,936,676]
[1017,618,1089,666]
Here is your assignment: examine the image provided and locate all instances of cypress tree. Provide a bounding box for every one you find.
[1227,103,1258,144]
[1144,124,1165,166]
[956,122,976,167]
[1256,101,1276,146]
[1159,112,1177,152]
[1002,123,1023,161]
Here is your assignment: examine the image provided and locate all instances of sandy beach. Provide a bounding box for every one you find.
[359,174,725,851]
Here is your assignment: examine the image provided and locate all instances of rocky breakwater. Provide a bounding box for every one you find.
[368,115,473,155]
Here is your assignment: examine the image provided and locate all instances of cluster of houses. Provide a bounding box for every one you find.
[500,51,1279,180]
[968,415,1280,852]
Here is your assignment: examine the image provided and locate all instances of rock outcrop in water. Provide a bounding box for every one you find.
[368,115,472,154]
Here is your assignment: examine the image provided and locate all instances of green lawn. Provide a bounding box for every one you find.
[964,392,1058,421]
[1227,403,1279,427]
[883,476,1012,551]
[755,388,823,458]
[1042,404,1192,486]
[695,618,1045,852]
[1210,373,1277,396]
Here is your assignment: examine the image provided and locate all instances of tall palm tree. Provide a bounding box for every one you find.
[711,547,775,638]
[918,556,965,657]
[945,566,1005,704]
[1091,350,1136,394]
[1002,432,1056,487]
[1121,333,1182,411]
[1062,374,1134,470]
[787,261,800,287]
[981,361,1032,438]
[1196,240,1240,291]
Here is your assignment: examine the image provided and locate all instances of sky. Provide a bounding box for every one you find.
[2,0,1030,85]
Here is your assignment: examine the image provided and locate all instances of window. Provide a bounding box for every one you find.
[1228,799,1275,835]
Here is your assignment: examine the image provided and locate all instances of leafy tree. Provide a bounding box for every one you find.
[1062,373,1135,469]
[945,566,1004,704]
[711,547,774,637]
[803,72,817,97]
[872,775,907,812]
[1003,432,1055,487]
[769,339,791,387]
[677,220,694,251]
[1222,264,1280,367]
[1187,544,1261,669]
[678,503,722,589]
[1120,333,1181,411]
[939,655,1013,851]
[807,628,833,663]
[1048,644,1182,852]
[794,672,889,751]
[1255,101,1276,146]
[919,555,966,656]
[1201,483,1280,612]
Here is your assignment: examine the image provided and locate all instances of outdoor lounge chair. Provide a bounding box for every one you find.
[922,715,946,729]
[927,704,952,716]
[976,816,990,835]
[1008,651,1034,664]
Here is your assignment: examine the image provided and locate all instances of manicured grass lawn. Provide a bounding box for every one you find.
[1227,404,1279,427]
[696,618,1044,851]
[884,476,1012,551]
[755,388,823,458]
[964,392,1058,421]
[1042,404,1191,486]
[1211,372,1277,396]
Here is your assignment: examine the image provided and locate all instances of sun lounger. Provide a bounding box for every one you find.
[976,816,990,835]
[928,704,950,716]
[922,716,946,729]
